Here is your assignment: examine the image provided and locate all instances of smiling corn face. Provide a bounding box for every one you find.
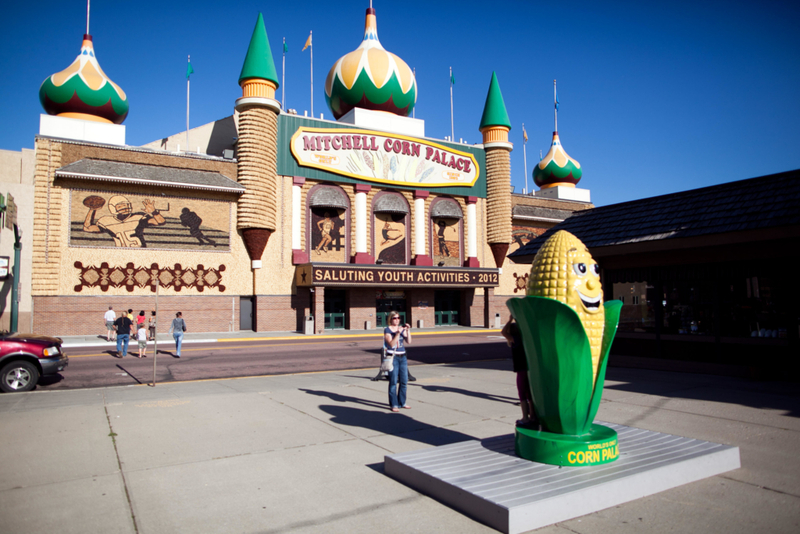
[527,230,605,384]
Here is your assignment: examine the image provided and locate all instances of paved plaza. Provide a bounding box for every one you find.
[1,357,798,533]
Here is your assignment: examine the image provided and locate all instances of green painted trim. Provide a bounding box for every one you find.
[39,76,129,123]
[478,72,511,131]
[276,114,487,197]
[516,423,619,466]
[325,66,416,119]
[238,13,279,87]
[533,159,582,186]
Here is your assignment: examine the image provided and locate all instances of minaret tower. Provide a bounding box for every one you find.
[479,72,513,269]
[235,13,281,269]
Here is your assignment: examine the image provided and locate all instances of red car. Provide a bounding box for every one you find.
[0,333,68,392]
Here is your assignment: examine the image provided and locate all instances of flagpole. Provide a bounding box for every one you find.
[449,67,454,141]
[310,31,314,118]
[186,55,191,153]
[522,123,528,195]
[282,37,286,110]
[412,68,416,119]
[86,0,90,34]
[554,79,558,132]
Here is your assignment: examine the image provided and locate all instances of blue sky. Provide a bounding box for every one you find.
[2,1,798,206]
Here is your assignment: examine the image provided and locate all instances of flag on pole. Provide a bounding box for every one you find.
[555,90,559,112]
[186,58,194,79]
[523,125,528,143]
[284,41,288,53]
[450,70,455,85]
[302,32,312,51]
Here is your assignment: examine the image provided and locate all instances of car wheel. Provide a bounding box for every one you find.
[0,361,40,393]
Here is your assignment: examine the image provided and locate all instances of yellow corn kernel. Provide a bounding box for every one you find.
[527,231,605,384]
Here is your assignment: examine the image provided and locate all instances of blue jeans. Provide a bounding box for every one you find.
[116,334,130,356]
[173,332,184,356]
[388,354,408,408]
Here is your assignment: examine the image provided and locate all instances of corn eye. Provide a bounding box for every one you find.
[591,264,600,276]
[573,263,587,276]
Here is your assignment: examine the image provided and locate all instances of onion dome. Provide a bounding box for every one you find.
[39,34,128,124]
[324,7,416,120]
[533,132,582,188]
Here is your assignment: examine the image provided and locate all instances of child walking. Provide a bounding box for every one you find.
[137,322,148,358]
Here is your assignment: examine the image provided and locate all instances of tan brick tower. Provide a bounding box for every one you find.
[235,13,281,269]
[479,72,513,268]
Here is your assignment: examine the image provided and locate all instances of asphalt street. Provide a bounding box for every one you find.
[48,328,510,390]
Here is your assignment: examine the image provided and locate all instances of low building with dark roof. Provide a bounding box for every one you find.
[509,170,800,375]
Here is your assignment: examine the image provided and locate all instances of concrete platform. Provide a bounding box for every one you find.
[385,421,741,534]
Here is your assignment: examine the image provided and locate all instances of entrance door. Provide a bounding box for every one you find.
[324,289,346,330]
[240,297,254,331]
[376,298,407,328]
[434,290,460,326]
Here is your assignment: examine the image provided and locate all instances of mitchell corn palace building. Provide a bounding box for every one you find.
[4,6,594,335]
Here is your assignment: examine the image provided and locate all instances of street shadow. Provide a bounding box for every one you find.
[37,373,65,386]
[301,388,476,448]
[603,367,800,419]
[411,383,518,405]
[116,364,143,385]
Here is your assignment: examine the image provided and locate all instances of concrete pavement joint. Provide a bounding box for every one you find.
[718,474,800,500]
[103,390,139,534]
[256,494,425,534]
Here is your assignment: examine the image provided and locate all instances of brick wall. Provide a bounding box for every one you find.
[33,295,241,337]
[408,288,435,328]
[253,293,310,332]
[348,288,375,330]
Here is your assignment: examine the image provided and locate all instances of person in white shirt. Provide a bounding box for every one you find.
[137,324,148,358]
[104,306,117,341]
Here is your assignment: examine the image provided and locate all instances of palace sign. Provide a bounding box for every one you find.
[290,127,480,187]
[296,263,499,288]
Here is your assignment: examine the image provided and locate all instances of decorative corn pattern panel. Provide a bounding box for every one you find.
[236,107,278,231]
[485,147,511,244]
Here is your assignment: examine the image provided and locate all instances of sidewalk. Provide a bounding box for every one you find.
[59,325,500,348]
[1,361,798,533]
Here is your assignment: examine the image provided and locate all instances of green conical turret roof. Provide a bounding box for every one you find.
[238,13,279,87]
[479,72,511,131]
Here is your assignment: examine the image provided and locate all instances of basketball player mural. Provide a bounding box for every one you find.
[83,194,167,247]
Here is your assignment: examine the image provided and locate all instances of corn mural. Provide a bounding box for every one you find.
[507,230,622,465]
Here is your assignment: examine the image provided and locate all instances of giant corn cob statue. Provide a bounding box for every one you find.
[507,230,622,466]
[526,230,605,386]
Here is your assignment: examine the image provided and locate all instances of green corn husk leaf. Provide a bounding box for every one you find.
[506,296,622,435]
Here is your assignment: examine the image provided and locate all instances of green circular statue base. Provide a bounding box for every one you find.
[516,423,619,466]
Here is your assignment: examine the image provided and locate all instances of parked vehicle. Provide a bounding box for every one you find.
[0,333,68,392]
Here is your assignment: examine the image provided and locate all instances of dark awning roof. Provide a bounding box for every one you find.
[374,194,409,214]
[430,199,463,219]
[308,186,349,209]
[510,169,800,262]
[55,159,244,194]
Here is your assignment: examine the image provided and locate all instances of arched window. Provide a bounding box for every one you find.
[372,191,410,265]
[307,184,350,262]
[430,197,463,266]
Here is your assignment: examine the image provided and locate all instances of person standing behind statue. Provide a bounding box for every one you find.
[104,306,116,341]
[502,316,538,427]
[385,312,412,412]
[113,311,133,358]
[169,312,187,358]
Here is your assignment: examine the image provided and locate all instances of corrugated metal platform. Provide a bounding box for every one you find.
[384,422,740,534]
